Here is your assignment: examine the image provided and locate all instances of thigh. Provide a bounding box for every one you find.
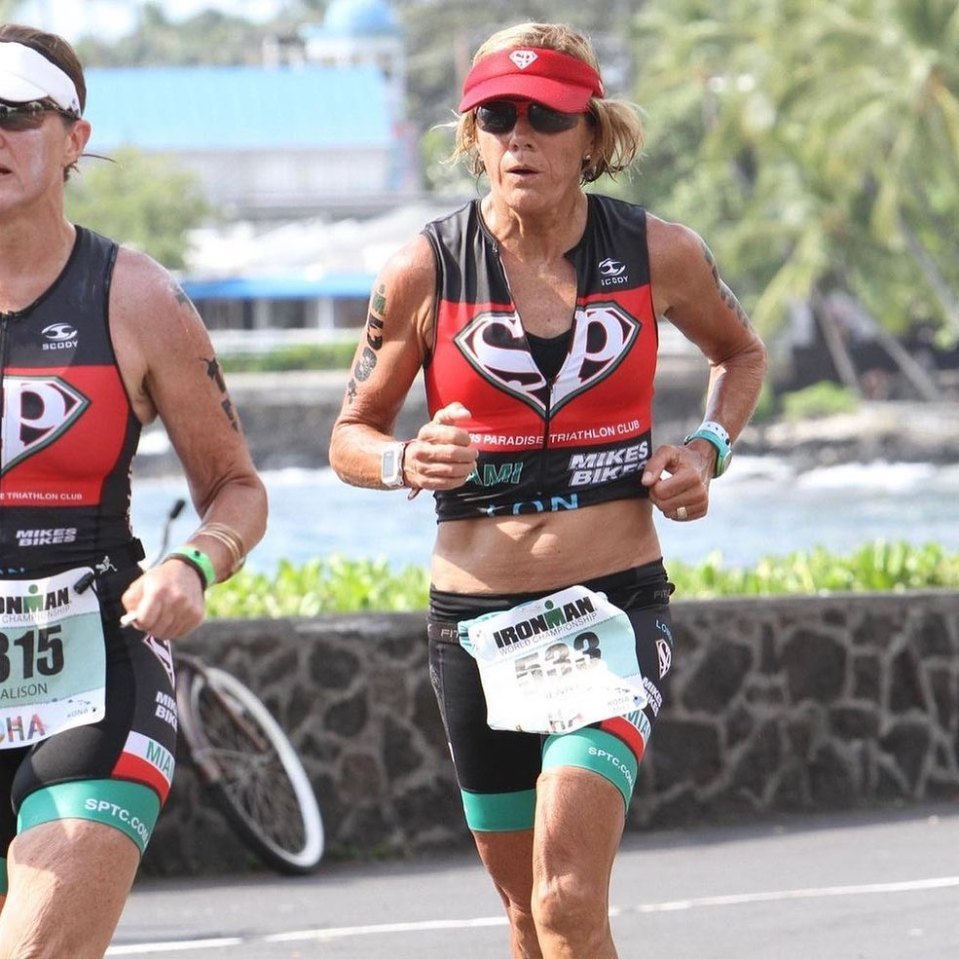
[0,818,139,958]
[0,750,26,896]
[429,636,543,830]
[11,621,178,847]
[534,765,625,889]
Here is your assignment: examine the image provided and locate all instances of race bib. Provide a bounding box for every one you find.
[461,585,647,734]
[0,568,106,749]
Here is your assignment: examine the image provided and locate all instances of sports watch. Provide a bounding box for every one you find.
[380,441,408,489]
[683,420,732,477]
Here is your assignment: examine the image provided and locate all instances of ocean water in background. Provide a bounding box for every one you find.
[131,456,959,575]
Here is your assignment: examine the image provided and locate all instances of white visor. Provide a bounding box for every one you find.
[0,41,81,114]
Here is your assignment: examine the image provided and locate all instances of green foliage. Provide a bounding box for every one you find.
[66,147,211,269]
[204,542,959,618]
[205,557,430,619]
[668,541,959,598]
[219,342,357,373]
[780,381,859,420]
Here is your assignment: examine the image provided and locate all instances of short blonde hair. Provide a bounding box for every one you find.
[451,22,645,184]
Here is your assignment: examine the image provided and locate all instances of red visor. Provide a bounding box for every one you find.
[459,47,604,114]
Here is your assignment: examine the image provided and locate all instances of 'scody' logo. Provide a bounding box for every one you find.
[454,303,641,417]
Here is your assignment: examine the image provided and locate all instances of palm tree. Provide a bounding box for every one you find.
[632,0,959,393]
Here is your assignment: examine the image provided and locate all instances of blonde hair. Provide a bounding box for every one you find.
[451,22,645,184]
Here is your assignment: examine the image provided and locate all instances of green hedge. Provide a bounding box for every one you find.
[205,541,959,618]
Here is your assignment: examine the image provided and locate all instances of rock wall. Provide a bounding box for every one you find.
[141,590,959,876]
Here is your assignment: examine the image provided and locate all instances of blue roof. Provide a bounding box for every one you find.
[182,273,375,301]
[83,65,391,151]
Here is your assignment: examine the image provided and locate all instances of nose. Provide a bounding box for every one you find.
[508,111,535,144]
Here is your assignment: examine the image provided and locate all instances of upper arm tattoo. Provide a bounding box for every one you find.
[201,356,240,432]
[701,241,751,328]
[346,283,388,403]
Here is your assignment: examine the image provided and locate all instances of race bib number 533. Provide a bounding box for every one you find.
[0,568,106,748]
[461,585,647,734]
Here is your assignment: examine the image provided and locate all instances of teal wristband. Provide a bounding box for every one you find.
[165,546,216,590]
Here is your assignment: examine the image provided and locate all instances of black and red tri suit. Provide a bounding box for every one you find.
[0,226,141,574]
[422,193,659,521]
[423,196,676,823]
[0,226,176,863]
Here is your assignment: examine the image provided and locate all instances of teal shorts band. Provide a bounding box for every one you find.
[461,787,536,832]
[17,780,161,856]
[542,727,639,810]
[0,858,6,896]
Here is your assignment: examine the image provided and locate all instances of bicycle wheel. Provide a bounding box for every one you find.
[177,664,324,874]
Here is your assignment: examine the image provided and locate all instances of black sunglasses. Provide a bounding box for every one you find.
[475,100,584,135]
[0,100,78,132]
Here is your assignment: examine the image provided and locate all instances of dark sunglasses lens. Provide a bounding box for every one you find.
[528,103,581,133]
[475,102,517,133]
[0,102,47,131]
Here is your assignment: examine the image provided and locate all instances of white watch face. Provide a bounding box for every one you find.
[380,443,404,487]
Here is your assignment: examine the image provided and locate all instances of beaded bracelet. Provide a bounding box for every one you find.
[164,546,216,590]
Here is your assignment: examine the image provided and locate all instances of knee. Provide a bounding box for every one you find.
[531,873,609,946]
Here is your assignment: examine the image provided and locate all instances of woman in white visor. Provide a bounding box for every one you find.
[0,24,267,959]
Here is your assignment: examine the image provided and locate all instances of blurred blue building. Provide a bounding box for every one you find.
[83,0,417,220]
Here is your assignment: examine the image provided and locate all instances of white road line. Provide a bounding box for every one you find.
[612,874,959,914]
[107,938,244,955]
[107,875,959,955]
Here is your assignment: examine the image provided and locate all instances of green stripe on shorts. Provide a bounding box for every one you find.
[18,780,161,855]
[462,787,536,831]
[542,727,639,809]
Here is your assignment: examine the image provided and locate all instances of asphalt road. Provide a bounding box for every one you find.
[110,803,959,959]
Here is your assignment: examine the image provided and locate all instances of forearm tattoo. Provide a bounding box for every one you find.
[701,242,751,327]
[201,356,240,431]
[346,284,387,403]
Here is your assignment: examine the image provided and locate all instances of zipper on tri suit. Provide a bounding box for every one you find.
[539,379,554,492]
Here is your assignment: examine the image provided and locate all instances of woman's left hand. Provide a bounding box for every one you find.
[640,442,713,522]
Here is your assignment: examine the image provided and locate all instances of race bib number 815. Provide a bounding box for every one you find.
[0,568,106,748]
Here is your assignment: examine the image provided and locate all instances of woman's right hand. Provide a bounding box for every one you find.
[404,402,479,491]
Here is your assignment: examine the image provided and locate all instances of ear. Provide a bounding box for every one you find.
[63,118,92,170]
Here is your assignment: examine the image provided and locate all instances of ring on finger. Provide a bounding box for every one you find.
[676,505,688,521]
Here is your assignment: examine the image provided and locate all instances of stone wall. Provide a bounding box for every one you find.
[141,590,959,876]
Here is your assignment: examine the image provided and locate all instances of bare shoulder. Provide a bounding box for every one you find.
[109,246,216,421]
[376,233,436,308]
[111,246,202,331]
[646,213,710,284]
[111,246,214,361]
[645,213,733,319]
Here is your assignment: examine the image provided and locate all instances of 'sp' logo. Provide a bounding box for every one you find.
[454,303,641,417]
[509,50,539,70]
[0,375,89,474]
